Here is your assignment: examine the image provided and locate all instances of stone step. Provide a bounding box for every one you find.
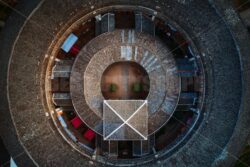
[95,13,115,36]
[52,93,72,106]
[132,134,155,157]
[135,13,155,36]
[178,92,198,106]
[176,58,198,77]
[51,62,72,79]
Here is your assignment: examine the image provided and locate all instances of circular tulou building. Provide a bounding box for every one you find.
[0,0,250,167]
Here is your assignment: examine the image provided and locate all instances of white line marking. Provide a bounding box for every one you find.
[104,101,147,140]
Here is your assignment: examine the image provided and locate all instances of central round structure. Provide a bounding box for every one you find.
[101,61,150,100]
[70,30,181,136]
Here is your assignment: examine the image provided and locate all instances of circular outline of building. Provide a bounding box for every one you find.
[0,1,250,167]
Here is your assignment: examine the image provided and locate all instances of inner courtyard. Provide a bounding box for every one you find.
[101,61,150,100]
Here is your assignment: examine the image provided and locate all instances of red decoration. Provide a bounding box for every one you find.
[71,116,82,129]
[83,129,96,141]
[70,44,80,55]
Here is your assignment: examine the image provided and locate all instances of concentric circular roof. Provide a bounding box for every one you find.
[0,1,249,167]
[71,30,180,136]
